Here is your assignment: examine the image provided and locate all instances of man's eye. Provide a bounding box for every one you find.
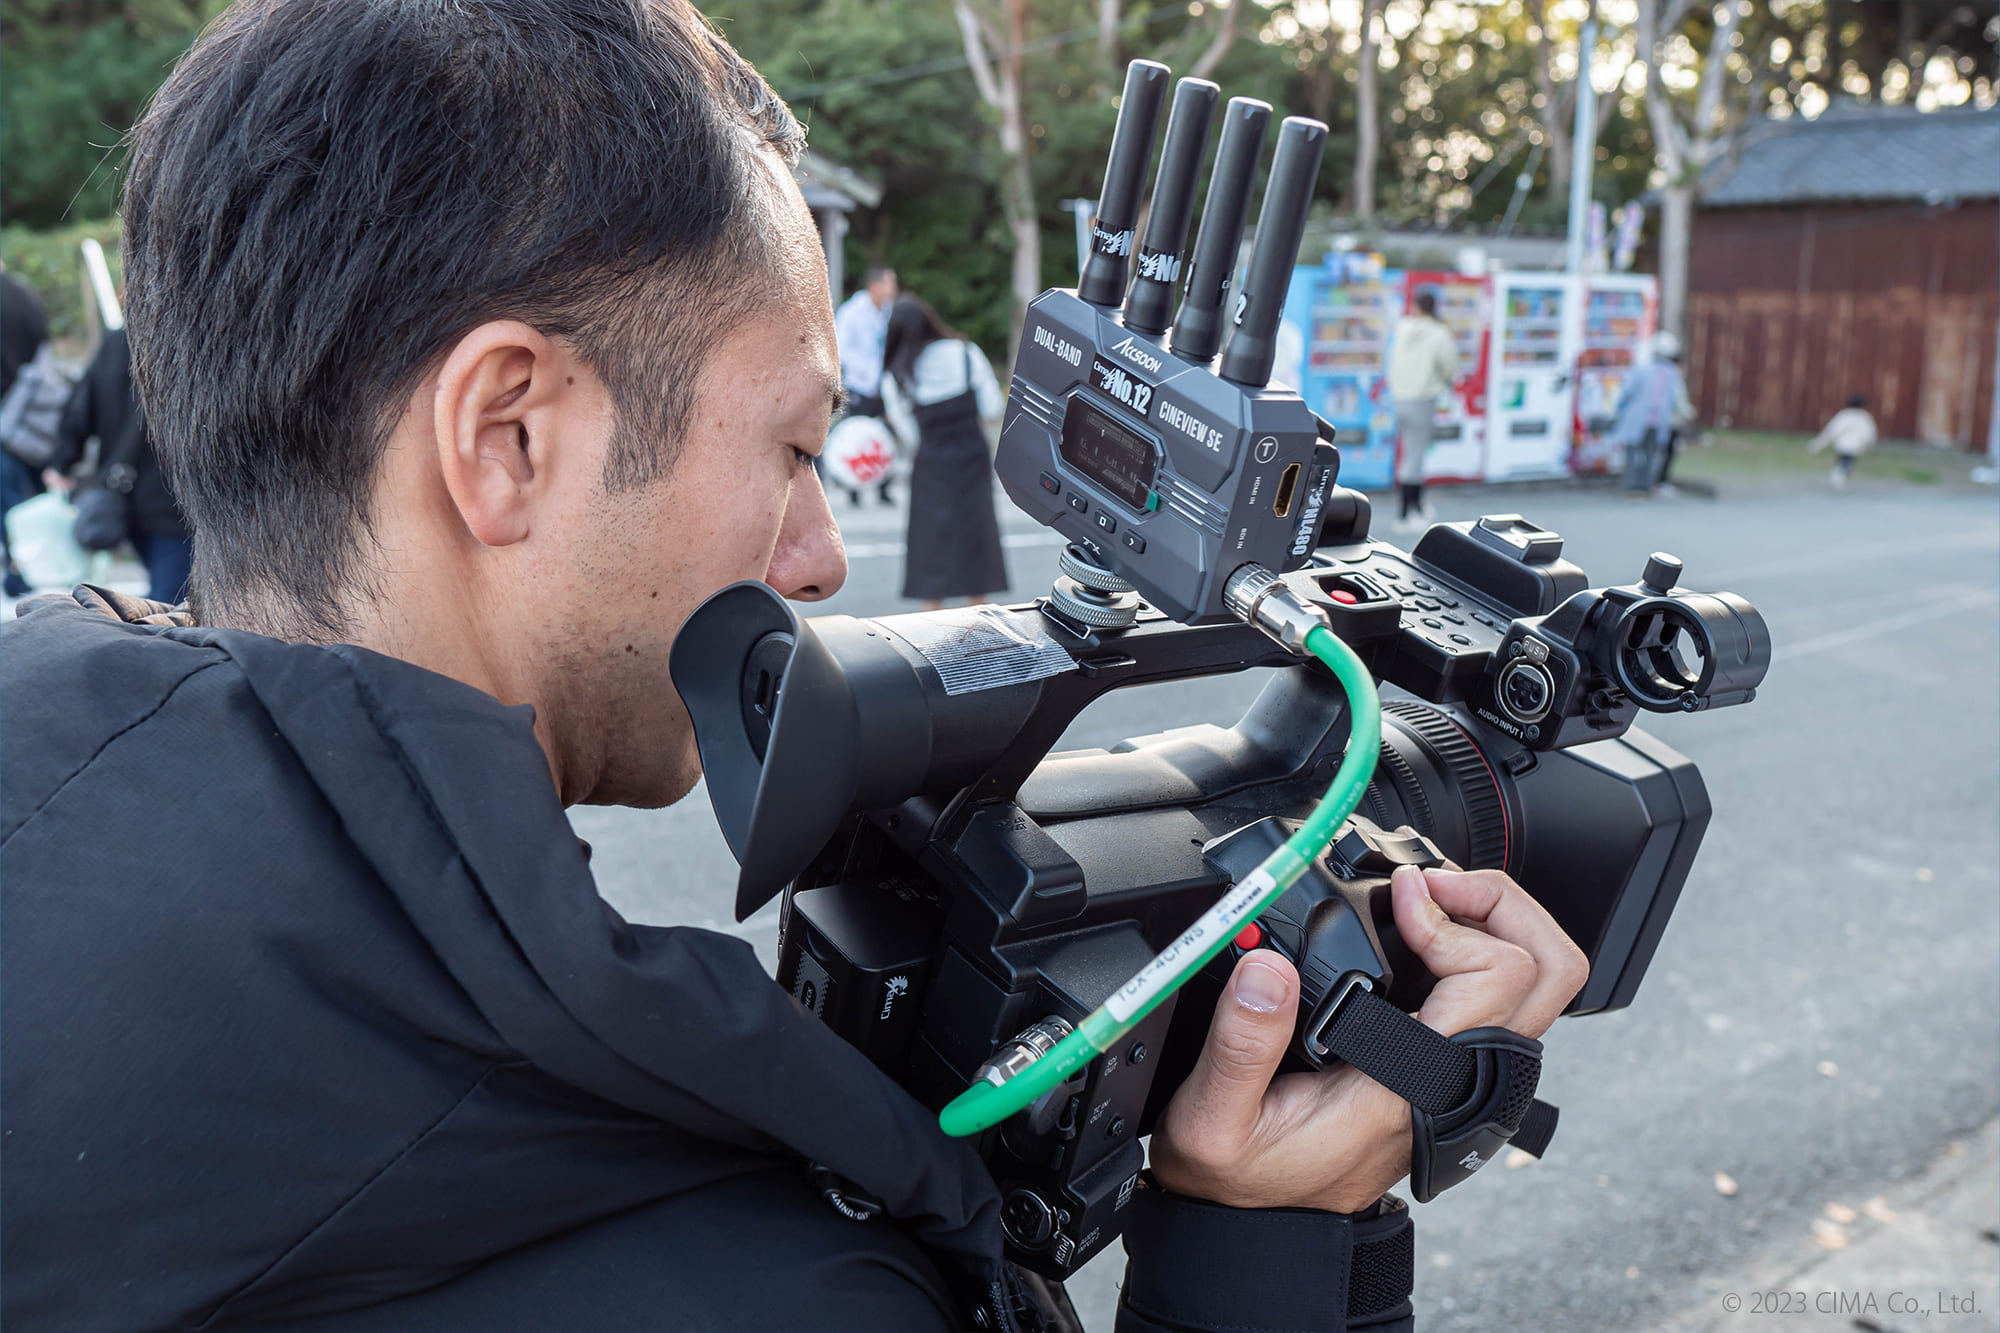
[791,446,816,469]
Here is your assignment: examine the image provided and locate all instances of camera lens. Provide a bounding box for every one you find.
[1498,661,1553,724]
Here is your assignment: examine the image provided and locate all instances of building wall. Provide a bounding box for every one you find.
[1686,200,1997,448]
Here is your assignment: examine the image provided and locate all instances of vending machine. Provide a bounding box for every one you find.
[1398,270,1491,483]
[1484,272,1583,481]
[1280,252,1400,491]
[1572,274,1659,474]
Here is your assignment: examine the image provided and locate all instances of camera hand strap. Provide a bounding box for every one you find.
[1320,988,1559,1202]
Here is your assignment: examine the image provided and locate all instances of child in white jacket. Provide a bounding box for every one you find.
[1808,393,1878,489]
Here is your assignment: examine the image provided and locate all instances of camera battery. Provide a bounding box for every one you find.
[779,878,943,1078]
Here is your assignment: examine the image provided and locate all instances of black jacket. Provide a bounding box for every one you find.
[48,327,186,540]
[0,589,1413,1332]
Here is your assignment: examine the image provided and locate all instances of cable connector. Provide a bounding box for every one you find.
[1223,563,1330,656]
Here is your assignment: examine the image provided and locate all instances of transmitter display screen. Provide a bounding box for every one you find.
[1060,397,1157,511]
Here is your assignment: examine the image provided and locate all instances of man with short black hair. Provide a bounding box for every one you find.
[1,3,1584,1329]
[836,262,900,420]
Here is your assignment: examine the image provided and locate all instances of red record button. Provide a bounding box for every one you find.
[1234,922,1264,950]
[1328,588,1359,605]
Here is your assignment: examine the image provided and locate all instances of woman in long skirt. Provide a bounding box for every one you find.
[880,297,1009,610]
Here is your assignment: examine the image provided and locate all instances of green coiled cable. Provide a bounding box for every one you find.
[938,623,1382,1138]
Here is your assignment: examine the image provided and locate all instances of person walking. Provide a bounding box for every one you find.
[1807,393,1878,490]
[1610,331,1694,495]
[879,296,1007,610]
[834,265,898,420]
[1,270,51,596]
[1387,290,1458,530]
[44,326,192,603]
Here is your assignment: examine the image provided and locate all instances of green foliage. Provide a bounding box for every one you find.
[0,1,230,227]
[5,0,1988,359]
[0,216,121,350]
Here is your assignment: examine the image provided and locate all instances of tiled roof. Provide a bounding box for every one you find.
[1700,103,1999,207]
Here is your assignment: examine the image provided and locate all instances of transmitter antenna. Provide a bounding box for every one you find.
[1077,61,1171,309]
[1121,77,1219,335]
[1168,97,1270,362]
[1219,116,1328,387]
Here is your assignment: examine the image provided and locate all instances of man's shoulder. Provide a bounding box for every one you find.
[2,594,239,835]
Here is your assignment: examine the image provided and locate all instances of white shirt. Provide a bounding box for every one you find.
[1387,314,1459,403]
[1808,406,1878,457]
[834,290,890,398]
[880,339,1005,448]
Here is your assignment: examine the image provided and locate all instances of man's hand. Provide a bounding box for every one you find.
[1149,865,1589,1214]
[41,469,75,494]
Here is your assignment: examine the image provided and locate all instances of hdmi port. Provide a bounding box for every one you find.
[1272,461,1301,517]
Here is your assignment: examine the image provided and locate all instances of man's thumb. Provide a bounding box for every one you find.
[1174,950,1298,1146]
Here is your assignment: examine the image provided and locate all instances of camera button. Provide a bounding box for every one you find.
[1068,493,1089,515]
[1450,633,1472,646]
[1233,922,1264,950]
[1412,578,1434,590]
[1121,531,1146,554]
[1422,617,1443,630]
[1441,613,1465,625]
[1039,471,1062,497]
[1327,589,1358,605]
[1095,512,1118,535]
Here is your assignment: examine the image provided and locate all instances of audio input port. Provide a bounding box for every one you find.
[1498,661,1554,724]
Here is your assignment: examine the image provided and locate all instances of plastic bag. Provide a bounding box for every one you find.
[5,491,92,591]
[822,414,899,494]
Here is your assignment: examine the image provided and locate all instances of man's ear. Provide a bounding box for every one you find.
[430,321,588,549]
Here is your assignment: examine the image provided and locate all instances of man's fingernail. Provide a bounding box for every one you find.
[1235,958,1288,1013]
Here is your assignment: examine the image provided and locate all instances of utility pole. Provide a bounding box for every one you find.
[1565,17,1599,275]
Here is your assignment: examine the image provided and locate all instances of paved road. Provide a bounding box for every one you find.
[580,470,1998,1331]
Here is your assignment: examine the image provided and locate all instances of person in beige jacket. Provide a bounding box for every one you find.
[1387,289,1459,529]
[1807,392,1879,490]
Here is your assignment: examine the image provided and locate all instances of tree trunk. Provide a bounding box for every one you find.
[955,0,1041,362]
[1352,0,1381,221]
[1657,182,1693,339]
[1097,0,1119,81]
[999,0,1038,362]
[1529,1,1572,198]
[1189,0,1239,80]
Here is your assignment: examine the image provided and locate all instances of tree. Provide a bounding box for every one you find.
[1636,0,1746,338]
[1351,0,1382,222]
[0,0,232,226]
[953,0,1040,360]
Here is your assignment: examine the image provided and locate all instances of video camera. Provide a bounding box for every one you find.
[670,61,1770,1279]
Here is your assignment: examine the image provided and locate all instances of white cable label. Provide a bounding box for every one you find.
[1103,869,1277,1024]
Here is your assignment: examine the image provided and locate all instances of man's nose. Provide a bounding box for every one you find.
[766,465,848,603]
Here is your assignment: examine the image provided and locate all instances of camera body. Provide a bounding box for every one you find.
[670,58,1769,1282]
[674,508,1767,1277]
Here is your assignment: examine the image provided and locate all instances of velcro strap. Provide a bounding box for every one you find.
[1321,988,1476,1114]
[1511,1099,1559,1158]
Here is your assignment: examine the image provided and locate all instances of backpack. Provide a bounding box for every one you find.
[0,346,72,469]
